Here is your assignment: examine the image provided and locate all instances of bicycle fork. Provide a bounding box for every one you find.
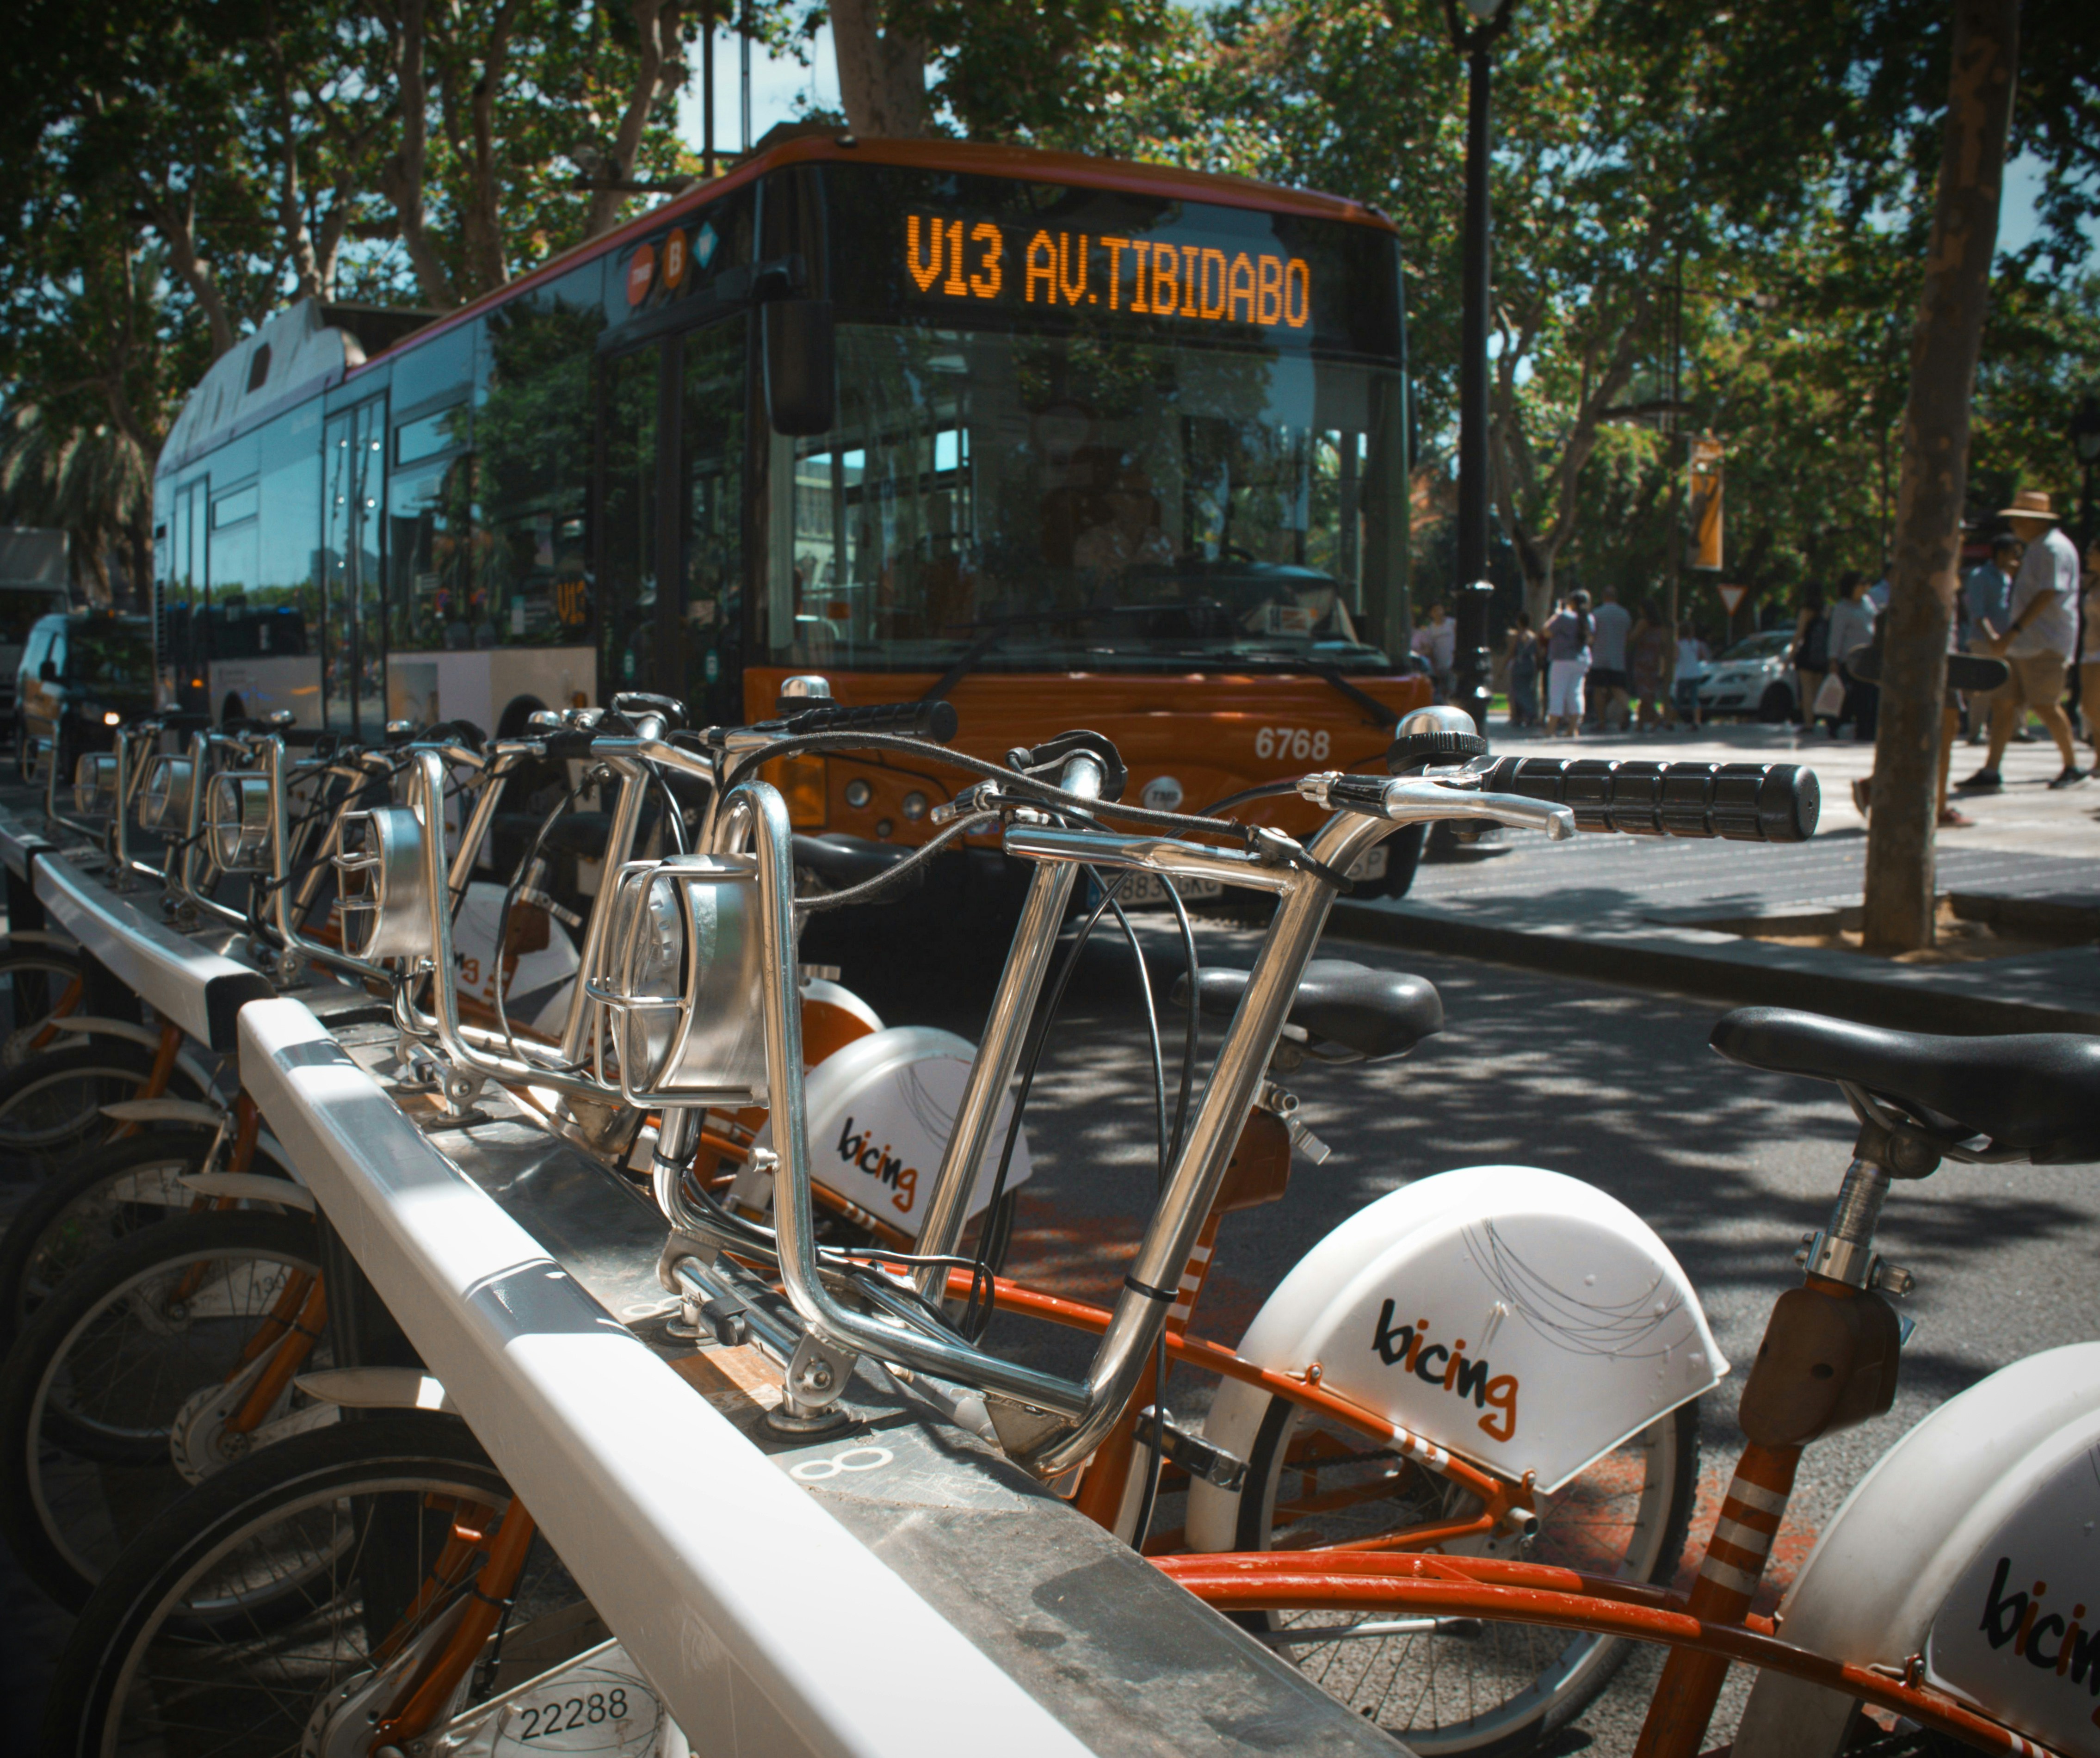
[1634,1152,1911,1758]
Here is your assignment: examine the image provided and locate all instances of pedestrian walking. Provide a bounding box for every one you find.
[1504,611,1540,728]
[1672,622,1708,728]
[1412,601,1456,700]
[1629,598,1668,731]
[1792,580,1830,728]
[1587,585,1633,730]
[1962,533,2020,742]
[1827,571,1878,739]
[1960,491,2087,792]
[1543,592,1593,738]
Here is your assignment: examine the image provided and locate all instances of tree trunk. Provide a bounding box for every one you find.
[378,0,458,309]
[143,186,236,359]
[587,0,683,237]
[449,0,527,296]
[830,0,929,137]
[1860,0,2018,954]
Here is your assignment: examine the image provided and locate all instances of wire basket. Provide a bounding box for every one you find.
[334,806,432,962]
[584,854,769,1107]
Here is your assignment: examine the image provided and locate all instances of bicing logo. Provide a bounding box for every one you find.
[1371,1299,1519,1443]
[834,1116,919,1215]
[1976,1557,2100,1709]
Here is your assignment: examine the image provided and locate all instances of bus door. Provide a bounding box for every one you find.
[166,478,208,710]
[599,314,749,720]
[598,341,667,699]
[677,315,748,728]
[322,399,386,736]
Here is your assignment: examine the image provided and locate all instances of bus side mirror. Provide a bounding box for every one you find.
[763,299,836,437]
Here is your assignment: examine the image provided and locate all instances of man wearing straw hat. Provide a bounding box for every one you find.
[1959,490,2086,792]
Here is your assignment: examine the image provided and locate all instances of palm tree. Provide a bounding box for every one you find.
[0,397,153,608]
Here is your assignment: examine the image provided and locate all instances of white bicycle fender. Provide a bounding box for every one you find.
[1734,1342,2100,1758]
[101,1097,227,1129]
[747,1025,1031,1240]
[180,1172,315,1210]
[50,1014,162,1050]
[294,1367,456,1413]
[1187,1165,1724,1551]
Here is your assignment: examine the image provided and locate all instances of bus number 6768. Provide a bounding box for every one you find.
[1255,727,1330,761]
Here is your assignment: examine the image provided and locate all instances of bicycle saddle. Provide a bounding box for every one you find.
[1174,959,1443,1061]
[1710,1006,2100,1162]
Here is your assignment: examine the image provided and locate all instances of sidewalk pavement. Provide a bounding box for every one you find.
[1330,719,2100,1035]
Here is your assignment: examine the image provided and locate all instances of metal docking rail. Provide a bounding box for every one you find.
[12,817,1415,1758]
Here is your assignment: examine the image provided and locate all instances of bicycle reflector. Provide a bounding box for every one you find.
[138,755,193,830]
[204,771,273,872]
[72,753,119,817]
[333,807,432,962]
[586,855,769,1105]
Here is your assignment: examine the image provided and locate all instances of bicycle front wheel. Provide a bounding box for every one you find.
[1234,1395,1699,1755]
[0,1038,210,1161]
[0,943,88,1069]
[43,1414,595,1758]
[0,1125,225,1350]
[0,1210,327,1609]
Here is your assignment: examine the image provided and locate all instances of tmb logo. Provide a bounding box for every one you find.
[1371,1299,1519,1443]
[835,1116,918,1214]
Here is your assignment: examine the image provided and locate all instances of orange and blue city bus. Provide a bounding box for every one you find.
[152,130,1431,901]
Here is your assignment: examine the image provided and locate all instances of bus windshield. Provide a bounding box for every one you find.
[769,322,1405,675]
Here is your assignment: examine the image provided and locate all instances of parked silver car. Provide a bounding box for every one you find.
[1696,630,1798,722]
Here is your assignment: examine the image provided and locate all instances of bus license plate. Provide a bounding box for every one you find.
[1111,873,1225,908]
[1346,847,1388,882]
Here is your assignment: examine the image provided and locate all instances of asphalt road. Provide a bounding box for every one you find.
[806,900,2100,1754]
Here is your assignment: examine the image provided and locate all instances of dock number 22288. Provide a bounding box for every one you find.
[1255,727,1331,761]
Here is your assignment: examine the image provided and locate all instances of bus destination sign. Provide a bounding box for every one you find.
[903,214,1312,332]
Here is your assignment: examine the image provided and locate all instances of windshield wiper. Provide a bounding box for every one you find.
[1145,650,1405,729]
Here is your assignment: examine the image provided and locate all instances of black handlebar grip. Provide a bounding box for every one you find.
[538,728,598,761]
[1476,757,1819,842]
[781,698,960,744]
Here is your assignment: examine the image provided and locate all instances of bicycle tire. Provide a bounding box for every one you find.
[0,1038,214,1161]
[1233,1395,1700,1756]
[0,1127,225,1351]
[0,1209,324,1610]
[42,1414,577,1758]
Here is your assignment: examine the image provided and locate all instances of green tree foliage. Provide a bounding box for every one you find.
[1034,0,2096,627]
[0,0,727,602]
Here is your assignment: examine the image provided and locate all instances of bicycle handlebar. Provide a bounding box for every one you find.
[776,698,959,744]
[1473,757,1819,842]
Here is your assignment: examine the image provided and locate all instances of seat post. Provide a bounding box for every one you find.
[1802,1156,1891,1288]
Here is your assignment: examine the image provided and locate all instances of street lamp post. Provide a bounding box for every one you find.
[1445,0,1515,734]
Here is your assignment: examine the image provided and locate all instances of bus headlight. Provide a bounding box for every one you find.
[73,753,119,817]
[138,756,194,831]
[333,808,431,962]
[204,772,273,872]
[586,854,768,1105]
